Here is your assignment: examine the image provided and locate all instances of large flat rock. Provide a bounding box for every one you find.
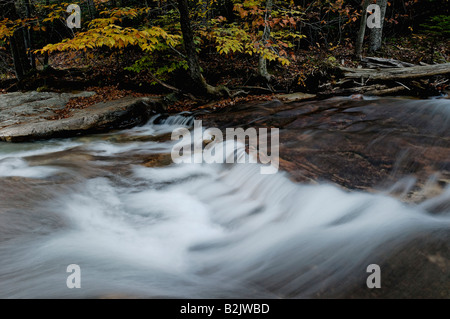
[0,91,96,128]
[0,91,163,142]
[198,97,450,201]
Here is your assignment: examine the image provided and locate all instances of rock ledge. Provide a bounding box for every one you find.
[0,91,164,142]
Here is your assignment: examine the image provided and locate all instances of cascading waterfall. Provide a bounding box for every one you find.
[0,99,449,298]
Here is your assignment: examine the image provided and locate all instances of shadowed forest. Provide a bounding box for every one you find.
[0,0,449,108]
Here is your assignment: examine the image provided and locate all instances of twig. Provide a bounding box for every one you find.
[231,90,249,98]
[232,86,273,92]
[168,43,186,59]
[147,70,181,93]
[395,81,411,90]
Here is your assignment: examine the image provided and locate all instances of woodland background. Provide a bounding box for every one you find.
[0,0,448,104]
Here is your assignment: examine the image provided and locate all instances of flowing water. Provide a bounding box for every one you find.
[0,97,449,298]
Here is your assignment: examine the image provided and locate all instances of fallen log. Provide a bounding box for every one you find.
[317,63,450,97]
[326,84,388,95]
[340,63,450,81]
[361,57,417,69]
[365,85,406,96]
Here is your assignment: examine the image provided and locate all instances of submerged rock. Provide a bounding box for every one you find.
[0,91,164,142]
[198,97,450,201]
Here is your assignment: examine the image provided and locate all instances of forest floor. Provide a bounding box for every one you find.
[1,35,449,114]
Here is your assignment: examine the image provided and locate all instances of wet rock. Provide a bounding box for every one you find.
[339,231,450,299]
[0,91,96,128]
[276,92,316,102]
[0,92,165,142]
[142,154,174,168]
[198,97,450,200]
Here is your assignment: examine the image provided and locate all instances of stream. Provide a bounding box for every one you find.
[0,96,449,298]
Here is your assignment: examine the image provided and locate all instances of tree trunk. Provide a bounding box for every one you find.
[24,0,35,69]
[10,35,32,80]
[43,0,50,68]
[355,0,370,58]
[2,0,32,80]
[86,0,97,19]
[369,0,387,53]
[201,0,208,24]
[258,0,273,82]
[177,0,227,97]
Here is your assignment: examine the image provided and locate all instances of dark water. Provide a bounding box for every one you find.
[0,97,449,298]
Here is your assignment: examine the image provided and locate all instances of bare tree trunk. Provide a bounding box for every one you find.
[201,0,208,24]
[43,0,50,67]
[177,0,227,97]
[10,34,31,80]
[369,0,387,53]
[258,0,273,82]
[355,0,370,58]
[24,0,35,69]
[2,0,32,80]
[86,0,96,19]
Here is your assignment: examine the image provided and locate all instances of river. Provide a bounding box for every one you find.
[0,96,449,298]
